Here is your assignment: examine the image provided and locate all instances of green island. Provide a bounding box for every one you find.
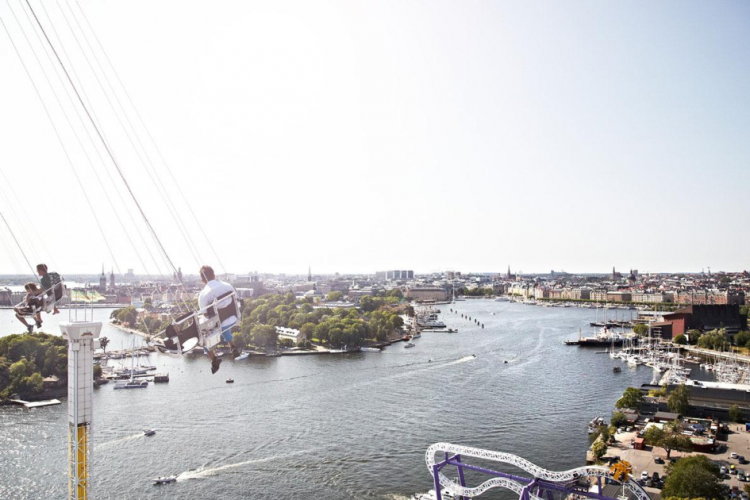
[111,290,409,351]
[0,333,69,399]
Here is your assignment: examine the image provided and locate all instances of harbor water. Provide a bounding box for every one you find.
[0,300,657,499]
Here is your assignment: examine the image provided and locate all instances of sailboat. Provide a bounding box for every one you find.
[115,338,149,389]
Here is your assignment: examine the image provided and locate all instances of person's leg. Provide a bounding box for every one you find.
[15,311,33,333]
[208,348,222,374]
[35,312,42,328]
[221,323,240,357]
[15,312,29,327]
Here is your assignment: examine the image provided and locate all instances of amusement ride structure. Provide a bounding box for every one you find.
[425,443,648,500]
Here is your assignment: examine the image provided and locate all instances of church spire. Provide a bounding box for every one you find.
[308,265,312,282]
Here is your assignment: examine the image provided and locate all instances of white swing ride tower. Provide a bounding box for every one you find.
[60,314,101,500]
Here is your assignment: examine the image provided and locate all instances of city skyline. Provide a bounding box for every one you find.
[1,1,749,277]
[0,264,744,278]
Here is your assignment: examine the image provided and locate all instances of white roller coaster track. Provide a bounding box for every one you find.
[425,443,650,500]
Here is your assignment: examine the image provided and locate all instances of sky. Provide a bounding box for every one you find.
[0,0,749,277]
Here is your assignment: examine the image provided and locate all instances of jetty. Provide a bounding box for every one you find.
[9,399,62,408]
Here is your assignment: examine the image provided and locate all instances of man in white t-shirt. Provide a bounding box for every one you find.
[198,265,241,374]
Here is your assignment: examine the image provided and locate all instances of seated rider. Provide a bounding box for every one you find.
[37,263,61,315]
[14,282,44,333]
[198,265,240,374]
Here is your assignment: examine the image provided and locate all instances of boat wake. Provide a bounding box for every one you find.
[176,448,317,481]
[95,432,144,451]
[446,355,476,366]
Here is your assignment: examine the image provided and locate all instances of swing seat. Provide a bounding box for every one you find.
[42,278,64,314]
[155,291,241,354]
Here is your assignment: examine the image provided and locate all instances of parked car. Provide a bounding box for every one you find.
[721,466,728,474]
[652,472,660,483]
[740,456,748,464]
[732,453,739,459]
[738,471,747,482]
[654,457,665,464]
[641,471,649,480]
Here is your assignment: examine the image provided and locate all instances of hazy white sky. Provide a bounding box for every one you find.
[0,0,749,277]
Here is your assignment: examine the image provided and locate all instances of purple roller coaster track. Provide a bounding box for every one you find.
[424,443,650,500]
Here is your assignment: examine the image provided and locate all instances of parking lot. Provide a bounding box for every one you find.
[602,423,750,497]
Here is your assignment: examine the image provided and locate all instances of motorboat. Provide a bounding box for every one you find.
[613,367,621,373]
[360,347,381,352]
[153,476,177,485]
[143,429,156,436]
[235,352,250,361]
[226,378,234,384]
[404,342,416,348]
[114,379,149,389]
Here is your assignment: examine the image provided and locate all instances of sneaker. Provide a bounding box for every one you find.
[211,358,222,374]
[35,321,42,329]
[26,325,34,334]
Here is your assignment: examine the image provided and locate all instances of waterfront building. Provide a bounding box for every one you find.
[631,292,665,303]
[606,291,632,302]
[658,304,746,338]
[405,286,449,302]
[590,290,607,302]
[276,326,304,345]
[569,288,591,300]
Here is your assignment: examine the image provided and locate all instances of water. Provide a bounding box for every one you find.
[0,300,656,499]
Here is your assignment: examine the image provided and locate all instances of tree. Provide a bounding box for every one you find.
[633,324,649,335]
[251,325,278,350]
[594,425,612,444]
[611,412,628,428]
[648,386,667,398]
[735,331,750,346]
[667,385,690,415]
[697,328,730,351]
[116,307,138,327]
[616,387,643,409]
[326,291,343,302]
[591,440,607,462]
[730,404,743,423]
[645,422,692,459]
[388,289,403,299]
[662,455,724,499]
[278,338,294,348]
[643,425,665,447]
[20,372,44,394]
[93,364,102,380]
[300,323,316,341]
[99,337,110,353]
[686,329,702,344]
[232,331,252,349]
[673,334,687,345]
